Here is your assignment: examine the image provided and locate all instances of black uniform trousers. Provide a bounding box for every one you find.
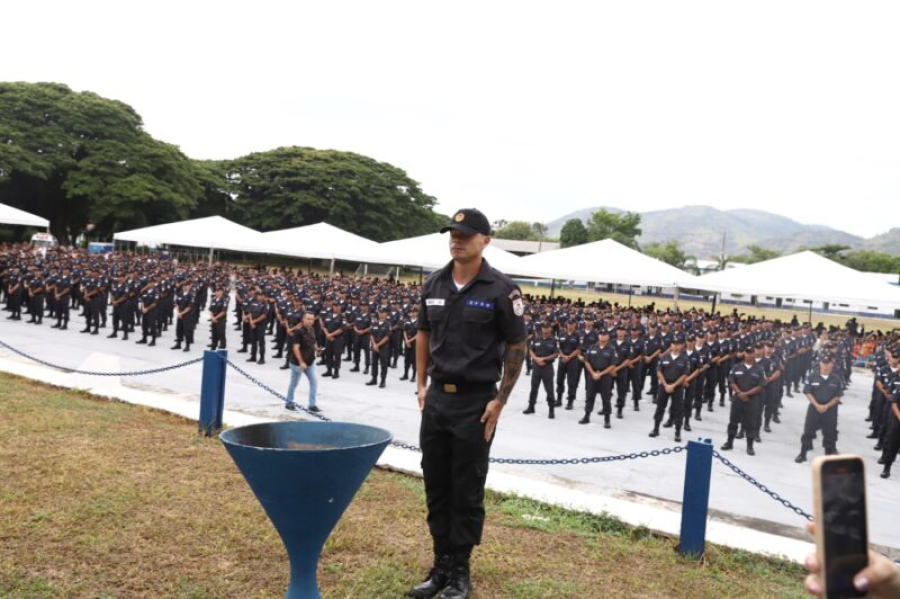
[529,362,554,407]
[141,309,158,342]
[370,344,390,382]
[403,340,417,378]
[112,302,129,335]
[717,359,730,398]
[727,394,761,439]
[175,315,196,346]
[556,357,580,402]
[9,289,24,319]
[325,335,345,375]
[353,333,371,369]
[763,381,780,425]
[881,413,900,467]
[211,317,227,349]
[630,361,645,400]
[28,293,44,323]
[646,358,660,396]
[585,375,614,416]
[704,364,719,406]
[800,404,838,453]
[249,323,265,359]
[420,385,494,550]
[55,295,70,327]
[615,367,630,409]
[654,385,685,428]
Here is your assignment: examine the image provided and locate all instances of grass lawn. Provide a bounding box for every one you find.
[0,372,806,598]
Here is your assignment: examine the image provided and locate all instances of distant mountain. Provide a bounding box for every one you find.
[546,205,879,259]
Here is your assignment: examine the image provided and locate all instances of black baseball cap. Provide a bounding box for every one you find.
[440,208,491,236]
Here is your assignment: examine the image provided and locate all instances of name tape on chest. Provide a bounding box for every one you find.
[465,298,495,310]
[425,298,446,307]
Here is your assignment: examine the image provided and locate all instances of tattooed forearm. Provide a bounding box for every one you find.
[496,341,526,404]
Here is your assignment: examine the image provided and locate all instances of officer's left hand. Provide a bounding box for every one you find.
[480,399,504,442]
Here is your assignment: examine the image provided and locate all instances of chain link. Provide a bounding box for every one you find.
[0,339,204,377]
[713,450,813,521]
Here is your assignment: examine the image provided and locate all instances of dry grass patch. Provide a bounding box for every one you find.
[0,372,805,598]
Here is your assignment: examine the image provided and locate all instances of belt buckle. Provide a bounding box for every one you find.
[443,383,458,394]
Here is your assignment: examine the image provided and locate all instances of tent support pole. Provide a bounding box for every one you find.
[808,302,812,324]
[419,267,424,285]
[710,294,717,315]
[208,247,213,266]
[329,258,335,277]
[628,286,632,308]
[550,279,556,299]
[674,287,680,312]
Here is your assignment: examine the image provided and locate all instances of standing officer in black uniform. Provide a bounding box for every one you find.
[579,328,619,427]
[408,209,525,599]
[555,319,581,410]
[208,287,229,350]
[401,307,418,382]
[350,302,373,375]
[628,326,646,411]
[321,301,345,379]
[26,270,45,324]
[171,281,196,352]
[53,266,72,330]
[136,281,159,346]
[649,335,691,442]
[108,274,130,340]
[523,323,558,418]
[367,308,392,388]
[794,354,844,463]
[246,290,268,364]
[761,341,783,433]
[721,346,765,455]
[643,324,663,402]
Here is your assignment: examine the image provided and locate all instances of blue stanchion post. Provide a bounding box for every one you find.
[679,438,713,558]
[198,349,227,437]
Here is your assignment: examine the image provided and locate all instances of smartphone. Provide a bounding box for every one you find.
[812,455,869,599]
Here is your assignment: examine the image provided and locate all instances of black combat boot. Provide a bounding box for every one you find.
[720,435,735,451]
[548,404,555,419]
[746,437,755,456]
[648,420,661,438]
[522,403,535,415]
[406,554,452,598]
[881,465,892,479]
[795,450,808,464]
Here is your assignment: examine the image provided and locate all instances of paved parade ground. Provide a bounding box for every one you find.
[1,308,897,556]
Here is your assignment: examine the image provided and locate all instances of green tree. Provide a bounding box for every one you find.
[643,240,693,269]
[532,222,548,239]
[840,250,900,273]
[585,209,642,249]
[0,82,203,243]
[203,147,442,242]
[807,244,852,259]
[730,244,781,264]
[559,218,588,248]
[494,220,538,241]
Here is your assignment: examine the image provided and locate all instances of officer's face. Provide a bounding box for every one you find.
[820,361,834,375]
[448,230,488,262]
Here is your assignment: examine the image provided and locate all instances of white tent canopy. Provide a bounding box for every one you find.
[260,222,381,263]
[0,203,48,228]
[113,216,267,253]
[518,238,696,288]
[691,251,900,309]
[375,233,541,276]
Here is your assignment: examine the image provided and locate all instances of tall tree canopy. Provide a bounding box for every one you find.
[730,244,781,264]
[196,147,444,242]
[493,220,539,241]
[643,240,693,269]
[0,82,202,243]
[559,218,588,248]
[586,209,642,249]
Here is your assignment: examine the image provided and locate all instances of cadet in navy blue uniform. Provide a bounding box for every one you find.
[555,319,581,410]
[246,290,268,364]
[136,282,159,346]
[643,324,663,400]
[108,274,130,339]
[171,281,196,352]
[628,326,646,411]
[26,270,45,324]
[721,346,765,455]
[649,335,691,442]
[350,303,372,374]
[761,341,783,433]
[880,354,900,479]
[524,323,559,418]
[52,267,72,329]
[579,328,619,427]
[679,334,708,432]
[400,308,418,382]
[794,354,844,463]
[367,308,392,388]
[208,287,229,350]
[322,302,346,379]
[409,209,526,599]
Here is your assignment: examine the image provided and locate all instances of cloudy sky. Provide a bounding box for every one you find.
[3,1,898,237]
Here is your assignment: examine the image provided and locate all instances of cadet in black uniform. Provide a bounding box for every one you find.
[208,287,229,349]
[322,301,346,379]
[400,308,418,382]
[350,303,372,374]
[721,346,765,455]
[795,354,844,463]
[555,319,581,410]
[108,274,130,339]
[649,335,690,442]
[628,326,646,410]
[761,341,783,433]
[246,290,268,364]
[409,209,526,599]
[171,281,196,352]
[643,324,663,400]
[53,267,72,330]
[136,282,159,346]
[524,323,558,418]
[579,328,619,427]
[26,271,45,324]
[367,308,392,388]
[880,358,900,479]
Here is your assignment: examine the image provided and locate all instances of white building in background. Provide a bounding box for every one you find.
[491,238,560,256]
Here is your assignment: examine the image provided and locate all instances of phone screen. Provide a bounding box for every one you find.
[821,458,868,598]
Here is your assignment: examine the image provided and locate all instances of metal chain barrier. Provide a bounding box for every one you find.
[0,338,204,377]
[221,355,686,464]
[713,449,813,521]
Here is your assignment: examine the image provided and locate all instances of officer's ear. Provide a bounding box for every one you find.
[481,235,491,249]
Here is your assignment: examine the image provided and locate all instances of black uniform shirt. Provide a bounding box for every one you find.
[584,342,618,371]
[657,351,691,384]
[371,319,391,343]
[803,373,844,405]
[728,361,765,392]
[557,332,580,356]
[531,336,558,358]
[417,258,525,384]
[209,296,229,316]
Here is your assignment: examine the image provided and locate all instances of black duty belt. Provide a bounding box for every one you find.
[433,381,497,395]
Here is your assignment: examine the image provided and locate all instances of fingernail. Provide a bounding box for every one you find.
[808,580,821,594]
[854,576,870,592]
